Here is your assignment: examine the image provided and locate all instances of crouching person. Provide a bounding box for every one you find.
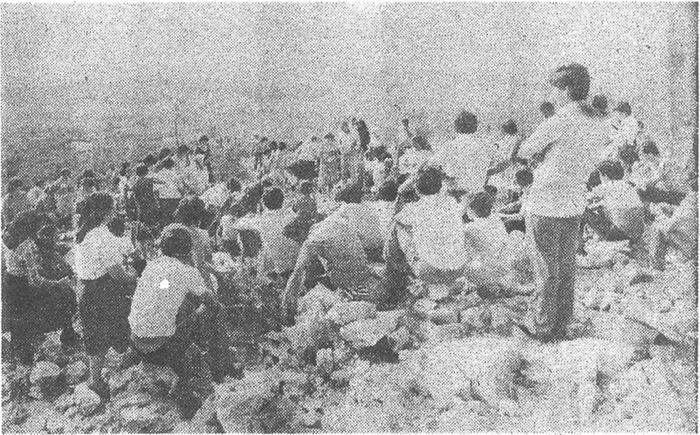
[128,228,235,415]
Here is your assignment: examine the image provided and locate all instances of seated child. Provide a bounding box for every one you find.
[499,168,533,233]
[128,228,234,413]
[332,182,384,261]
[585,160,645,243]
[254,187,301,281]
[285,181,320,244]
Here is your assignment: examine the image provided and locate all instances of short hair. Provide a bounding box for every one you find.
[324,133,335,140]
[376,178,399,202]
[199,135,209,143]
[160,227,193,259]
[614,102,632,116]
[592,95,608,113]
[176,144,191,155]
[642,141,659,156]
[278,142,287,151]
[143,154,157,167]
[135,163,149,177]
[618,144,639,166]
[60,168,71,177]
[158,147,172,161]
[227,177,242,193]
[415,167,443,196]
[549,63,590,101]
[501,120,518,135]
[81,177,96,189]
[515,169,534,187]
[311,136,319,142]
[335,182,363,204]
[454,111,478,134]
[262,187,284,210]
[174,196,206,226]
[469,192,493,218]
[161,158,175,170]
[299,180,315,195]
[540,101,555,118]
[82,169,96,179]
[598,160,625,181]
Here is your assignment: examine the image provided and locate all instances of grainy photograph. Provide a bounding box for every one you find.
[1,2,697,433]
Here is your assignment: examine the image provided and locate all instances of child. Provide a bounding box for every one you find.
[618,144,639,182]
[500,168,533,233]
[254,187,301,281]
[608,101,639,156]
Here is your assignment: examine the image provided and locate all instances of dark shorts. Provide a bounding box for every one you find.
[79,274,133,355]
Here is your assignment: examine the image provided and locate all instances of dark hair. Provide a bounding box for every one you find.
[107,216,126,237]
[642,141,659,156]
[158,147,172,161]
[299,181,315,195]
[454,111,478,134]
[135,163,149,177]
[618,144,639,166]
[540,101,555,118]
[324,133,335,140]
[278,142,287,151]
[82,169,96,179]
[81,177,96,189]
[484,185,498,196]
[501,120,518,135]
[469,192,493,218]
[76,192,114,243]
[143,154,157,167]
[592,95,608,114]
[415,167,443,196]
[549,63,590,101]
[160,227,193,260]
[161,158,175,170]
[199,135,209,143]
[598,160,625,181]
[614,102,632,116]
[412,135,431,151]
[119,162,130,177]
[227,177,242,193]
[7,178,24,192]
[376,178,399,202]
[174,196,206,226]
[3,211,49,250]
[176,144,191,155]
[60,168,71,177]
[515,169,534,187]
[262,187,284,210]
[335,182,363,204]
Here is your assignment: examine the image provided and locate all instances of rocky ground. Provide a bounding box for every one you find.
[2,239,697,433]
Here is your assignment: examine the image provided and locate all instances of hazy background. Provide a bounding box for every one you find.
[2,2,697,181]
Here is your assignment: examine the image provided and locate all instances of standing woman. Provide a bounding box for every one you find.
[516,64,608,342]
[74,192,137,397]
[3,211,79,364]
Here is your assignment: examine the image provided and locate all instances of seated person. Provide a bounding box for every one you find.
[584,160,645,243]
[372,177,400,243]
[618,144,639,182]
[332,182,384,261]
[391,168,467,285]
[282,213,383,317]
[128,228,234,413]
[254,188,301,280]
[463,192,534,295]
[499,168,533,233]
[633,141,687,205]
[285,181,321,244]
[647,172,697,270]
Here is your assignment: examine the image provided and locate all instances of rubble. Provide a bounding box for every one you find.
[63,361,88,385]
[340,311,403,349]
[325,301,377,325]
[73,383,102,416]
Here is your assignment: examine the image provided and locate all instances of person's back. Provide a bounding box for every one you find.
[335,202,383,254]
[591,161,645,241]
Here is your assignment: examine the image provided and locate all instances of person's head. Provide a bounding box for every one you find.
[199,135,209,144]
[597,160,625,182]
[135,163,149,177]
[174,196,206,227]
[483,184,498,197]
[614,101,632,117]
[143,154,157,167]
[501,120,518,136]
[176,144,191,157]
[454,110,478,134]
[592,95,608,114]
[82,169,96,180]
[335,182,363,204]
[540,101,555,119]
[383,157,394,170]
[638,120,645,130]
[262,187,284,210]
[412,135,431,151]
[618,144,639,168]
[76,192,115,243]
[324,133,335,142]
[60,168,71,179]
[515,168,534,188]
[227,177,242,193]
[341,122,350,133]
[548,63,590,106]
[278,142,287,151]
[161,158,175,170]
[415,167,443,196]
[158,147,172,161]
[469,191,493,218]
[299,180,315,195]
[641,140,659,158]
[81,177,96,191]
[160,227,193,262]
[376,178,399,202]
[3,210,50,250]
[269,141,278,152]
[107,215,126,237]
[119,162,130,177]
[7,178,24,194]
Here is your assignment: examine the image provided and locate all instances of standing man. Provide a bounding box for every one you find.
[516,63,608,342]
[338,121,359,181]
[197,135,214,183]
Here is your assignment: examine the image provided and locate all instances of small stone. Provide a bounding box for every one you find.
[22,415,46,433]
[387,326,411,351]
[120,406,159,430]
[429,308,459,325]
[428,284,450,301]
[64,361,88,385]
[325,301,377,326]
[460,306,491,331]
[427,324,465,343]
[302,411,321,428]
[73,383,102,416]
[30,361,61,385]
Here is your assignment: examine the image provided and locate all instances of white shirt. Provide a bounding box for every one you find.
[463,215,509,263]
[337,131,357,154]
[75,226,134,280]
[429,134,495,192]
[129,256,208,338]
[154,169,182,199]
[334,203,384,252]
[519,102,609,217]
[255,208,301,274]
[592,180,643,211]
[396,194,467,270]
[400,149,433,175]
[26,186,45,207]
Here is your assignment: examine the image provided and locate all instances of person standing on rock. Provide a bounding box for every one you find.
[516,63,608,342]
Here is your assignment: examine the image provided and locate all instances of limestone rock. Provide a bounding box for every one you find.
[460,306,491,331]
[388,326,411,351]
[429,308,459,325]
[30,361,61,385]
[284,313,331,353]
[325,301,377,326]
[298,285,343,315]
[73,383,101,416]
[63,361,88,385]
[340,311,402,349]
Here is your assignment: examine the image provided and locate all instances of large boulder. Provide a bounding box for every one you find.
[298,285,343,316]
[63,360,88,385]
[73,383,101,416]
[325,301,377,326]
[30,361,61,385]
[284,313,332,354]
[340,311,402,349]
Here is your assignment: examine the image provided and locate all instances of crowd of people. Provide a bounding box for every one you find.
[2,63,697,416]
